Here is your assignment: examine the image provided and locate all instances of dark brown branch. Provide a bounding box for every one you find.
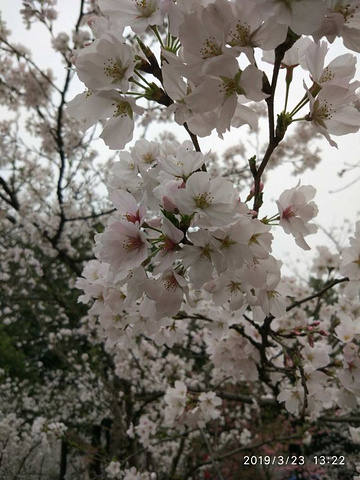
[319,416,360,424]
[0,176,20,211]
[252,30,300,212]
[286,277,349,312]
[63,209,116,222]
[0,36,61,93]
[190,387,276,406]
[183,122,201,153]
[52,1,86,246]
[169,435,186,479]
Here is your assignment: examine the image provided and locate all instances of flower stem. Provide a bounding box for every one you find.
[151,25,164,48]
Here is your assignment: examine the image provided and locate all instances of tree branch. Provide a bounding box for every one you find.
[286,277,349,312]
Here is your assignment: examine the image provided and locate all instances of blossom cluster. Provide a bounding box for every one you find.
[106,462,156,480]
[76,138,321,348]
[164,381,222,427]
[340,221,360,296]
[70,0,360,430]
[68,0,360,149]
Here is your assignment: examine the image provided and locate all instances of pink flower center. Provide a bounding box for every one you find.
[125,211,140,223]
[227,281,241,293]
[124,235,144,252]
[282,205,296,220]
[164,274,179,292]
[162,237,176,251]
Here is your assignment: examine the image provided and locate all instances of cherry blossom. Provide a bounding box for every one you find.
[161,50,217,136]
[305,83,360,147]
[175,171,240,227]
[163,380,188,425]
[164,381,222,427]
[98,0,165,33]
[87,15,125,38]
[254,0,327,36]
[105,461,122,479]
[313,0,360,52]
[204,269,246,311]
[146,268,194,318]
[198,391,222,422]
[109,189,147,225]
[73,30,135,93]
[301,39,358,87]
[108,151,143,195]
[95,220,150,280]
[335,313,356,343]
[211,216,255,269]
[157,146,206,181]
[131,139,160,171]
[223,0,288,56]
[180,229,223,288]
[340,221,360,281]
[277,182,318,250]
[178,1,230,61]
[277,382,304,415]
[152,216,184,273]
[67,90,144,149]
[187,56,266,136]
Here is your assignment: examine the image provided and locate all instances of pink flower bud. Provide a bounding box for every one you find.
[87,16,98,27]
[250,181,264,195]
[162,196,178,213]
[70,50,79,65]
[284,354,294,369]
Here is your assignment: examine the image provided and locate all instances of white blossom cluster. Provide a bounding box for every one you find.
[70,0,360,434]
[68,0,360,148]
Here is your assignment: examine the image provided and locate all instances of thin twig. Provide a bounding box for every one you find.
[199,426,225,480]
[286,277,349,312]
